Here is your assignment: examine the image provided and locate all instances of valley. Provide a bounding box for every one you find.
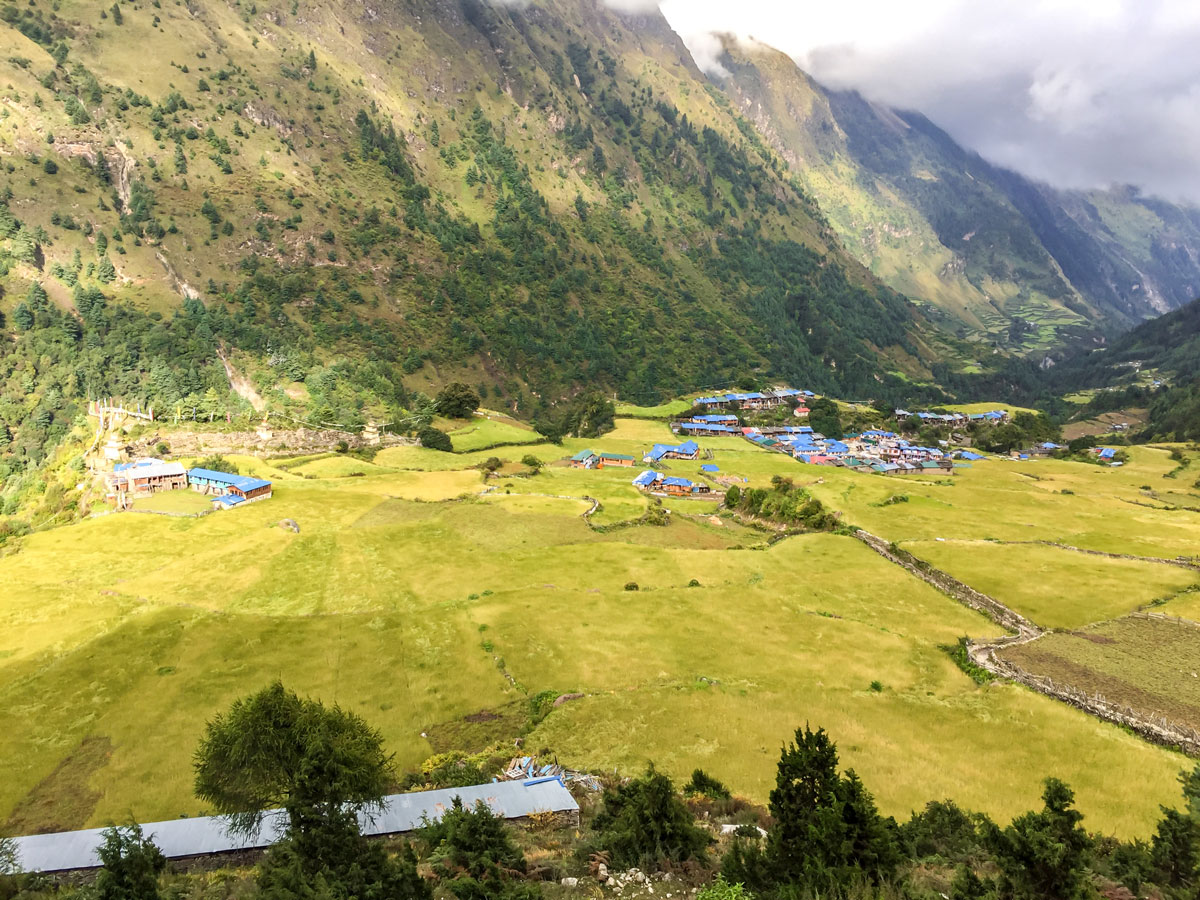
[1,407,1197,840]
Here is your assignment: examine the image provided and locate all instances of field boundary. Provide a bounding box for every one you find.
[854,530,1200,757]
[996,540,1200,571]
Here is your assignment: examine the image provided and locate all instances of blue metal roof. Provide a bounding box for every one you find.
[188,468,272,493]
[632,470,662,487]
[680,422,737,433]
[700,464,718,472]
[11,780,579,874]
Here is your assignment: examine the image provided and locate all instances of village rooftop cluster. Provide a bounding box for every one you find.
[106,458,273,510]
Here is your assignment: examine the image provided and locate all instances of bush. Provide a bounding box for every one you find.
[95,824,166,900]
[685,769,731,800]
[481,456,503,473]
[195,454,238,474]
[419,427,453,452]
[521,454,542,470]
[43,158,58,175]
[418,799,536,899]
[154,442,169,456]
[696,876,752,900]
[624,582,639,591]
[588,767,711,871]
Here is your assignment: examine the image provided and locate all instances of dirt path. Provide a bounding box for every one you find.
[216,347,266,412]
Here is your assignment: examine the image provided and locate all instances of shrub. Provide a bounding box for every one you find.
[95,824,165,900]
[195,454,238,474]
[869,680,883,693]
[696,876,752,900]
[418,427,453,452]
[43,158,58,174]
[685,769,731,800]
[481,457,503,473]
[520,454,541,470]
[624,581,639,591]
[154,442,169,456]
[588,767,711,871]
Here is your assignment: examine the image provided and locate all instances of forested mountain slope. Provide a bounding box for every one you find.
[1051,298,1200,440]
[713,37,1200,357]
[0,0,971,484]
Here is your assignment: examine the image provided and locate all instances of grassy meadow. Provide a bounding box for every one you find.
[1,418,1198,839]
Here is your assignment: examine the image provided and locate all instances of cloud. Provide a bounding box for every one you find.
[658,0,1200,202]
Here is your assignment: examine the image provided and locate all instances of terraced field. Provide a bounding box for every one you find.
[998,616,1200,732]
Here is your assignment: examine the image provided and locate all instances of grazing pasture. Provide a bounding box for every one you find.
[0,418,1197,839]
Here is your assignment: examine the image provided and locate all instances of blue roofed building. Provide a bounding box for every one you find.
[187,468,273,505]
[644,439,700,462]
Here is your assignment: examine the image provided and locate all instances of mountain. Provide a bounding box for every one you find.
[0,0,976,484]
[1051,297,1200,440]
[711,36,1200,357]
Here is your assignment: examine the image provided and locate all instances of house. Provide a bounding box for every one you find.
[661,476,711,495]
[570,449,598,468]
[691,414,739,424]
[596,451,634,468]
[968,410,1010,425]
[679,422,739,436]
[109,459,188,498]
[793,406,810,417]
[645,440,699,462]
[187,468,273,504]
[1096,447,1117,460]
[958,451,986,461]
[632,470,663,489]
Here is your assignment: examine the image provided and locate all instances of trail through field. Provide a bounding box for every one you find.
[853,528,1200,757]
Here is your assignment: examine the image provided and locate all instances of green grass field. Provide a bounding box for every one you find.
[906,540,1200,629]
[1,420,1198,839]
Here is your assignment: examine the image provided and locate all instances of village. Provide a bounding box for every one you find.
[566,387,1125,498]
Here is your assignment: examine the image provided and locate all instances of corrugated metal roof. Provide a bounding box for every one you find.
[114,460,186,479]
[11,780,578,874]
[188,469,272,493]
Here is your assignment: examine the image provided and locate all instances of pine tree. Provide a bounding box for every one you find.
[12,303,34,331]
[306,49,316,71]
[988,778,1092,900]
[96,231,108,255]
[110,2,123,24]
[97,256,117,283]
[0,203,16,238]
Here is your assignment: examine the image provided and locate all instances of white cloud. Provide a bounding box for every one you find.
[654,0,1200,201]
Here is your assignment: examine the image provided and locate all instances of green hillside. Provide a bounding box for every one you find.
[1052,297,1200,440]
[713,37,1200,355]
[0,0,978,497]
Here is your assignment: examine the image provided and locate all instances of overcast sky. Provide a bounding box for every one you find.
[644,0,1200,203]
